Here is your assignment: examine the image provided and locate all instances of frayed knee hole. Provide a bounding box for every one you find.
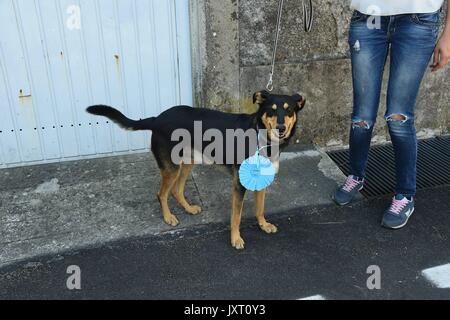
[387,114,407,122]
[352,121,370,129]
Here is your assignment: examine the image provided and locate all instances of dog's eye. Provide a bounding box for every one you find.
[283,107,294,116]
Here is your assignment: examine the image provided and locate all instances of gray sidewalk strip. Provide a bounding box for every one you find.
[0,145,351,267]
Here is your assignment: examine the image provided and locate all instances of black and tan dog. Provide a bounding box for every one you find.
[86,91,305,249]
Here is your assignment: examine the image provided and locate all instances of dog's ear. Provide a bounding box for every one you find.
[253,90,270,105]
[292,93,306,112]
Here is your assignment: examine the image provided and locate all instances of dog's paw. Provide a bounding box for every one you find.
[260,222,278,234]
[186,205,202,215]
[231,236,245,250]
[164,214,180,227]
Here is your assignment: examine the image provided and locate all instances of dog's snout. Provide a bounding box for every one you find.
[276,124,286,134]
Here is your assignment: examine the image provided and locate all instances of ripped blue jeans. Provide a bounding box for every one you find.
[348,10,440,196]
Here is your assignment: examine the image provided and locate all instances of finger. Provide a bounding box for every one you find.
[431,51,439,71]
[434,59,447,72]
[431,48,441,71]
[431,49,442,72]
[432,47,440,67]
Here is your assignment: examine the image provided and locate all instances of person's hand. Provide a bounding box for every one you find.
[431,30,450,72]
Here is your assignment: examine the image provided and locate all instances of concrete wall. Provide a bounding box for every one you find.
[191,0,450,147]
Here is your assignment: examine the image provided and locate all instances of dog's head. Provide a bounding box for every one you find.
[253,90,306,144]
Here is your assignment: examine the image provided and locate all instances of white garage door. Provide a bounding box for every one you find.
[0,0,192,168]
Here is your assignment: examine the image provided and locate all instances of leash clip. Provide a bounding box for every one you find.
[266,74,274,92]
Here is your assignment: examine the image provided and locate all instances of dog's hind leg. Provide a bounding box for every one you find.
[231,174,247,250]
[171,163,202,215]
[254,190,278,234]
[152,133,182,226]
[158,167,181,227]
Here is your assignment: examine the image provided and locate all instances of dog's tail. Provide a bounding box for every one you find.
[86,105,156,131]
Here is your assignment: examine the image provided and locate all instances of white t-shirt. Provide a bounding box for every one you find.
[351,0,444,16]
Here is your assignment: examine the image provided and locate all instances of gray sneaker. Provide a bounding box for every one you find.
[381,194,415,229]
[333,175,364,206]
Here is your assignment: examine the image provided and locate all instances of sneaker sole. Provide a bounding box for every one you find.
[381,207,415,230]
[332,185,364,206]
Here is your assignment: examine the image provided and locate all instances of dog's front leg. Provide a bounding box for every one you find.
[231,177,246,250]
[254,190,278,234]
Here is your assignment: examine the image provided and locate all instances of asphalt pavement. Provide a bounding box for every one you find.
[1,185,449,300]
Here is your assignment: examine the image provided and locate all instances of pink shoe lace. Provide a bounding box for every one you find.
[342,176,361,192]
[389,197,409,215]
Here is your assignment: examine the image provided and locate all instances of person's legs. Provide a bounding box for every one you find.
[348,13,390,179]
[334,12,389,205]
[382,12,440,229]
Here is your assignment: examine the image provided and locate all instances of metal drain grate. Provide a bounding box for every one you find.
[327,136,450,198]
